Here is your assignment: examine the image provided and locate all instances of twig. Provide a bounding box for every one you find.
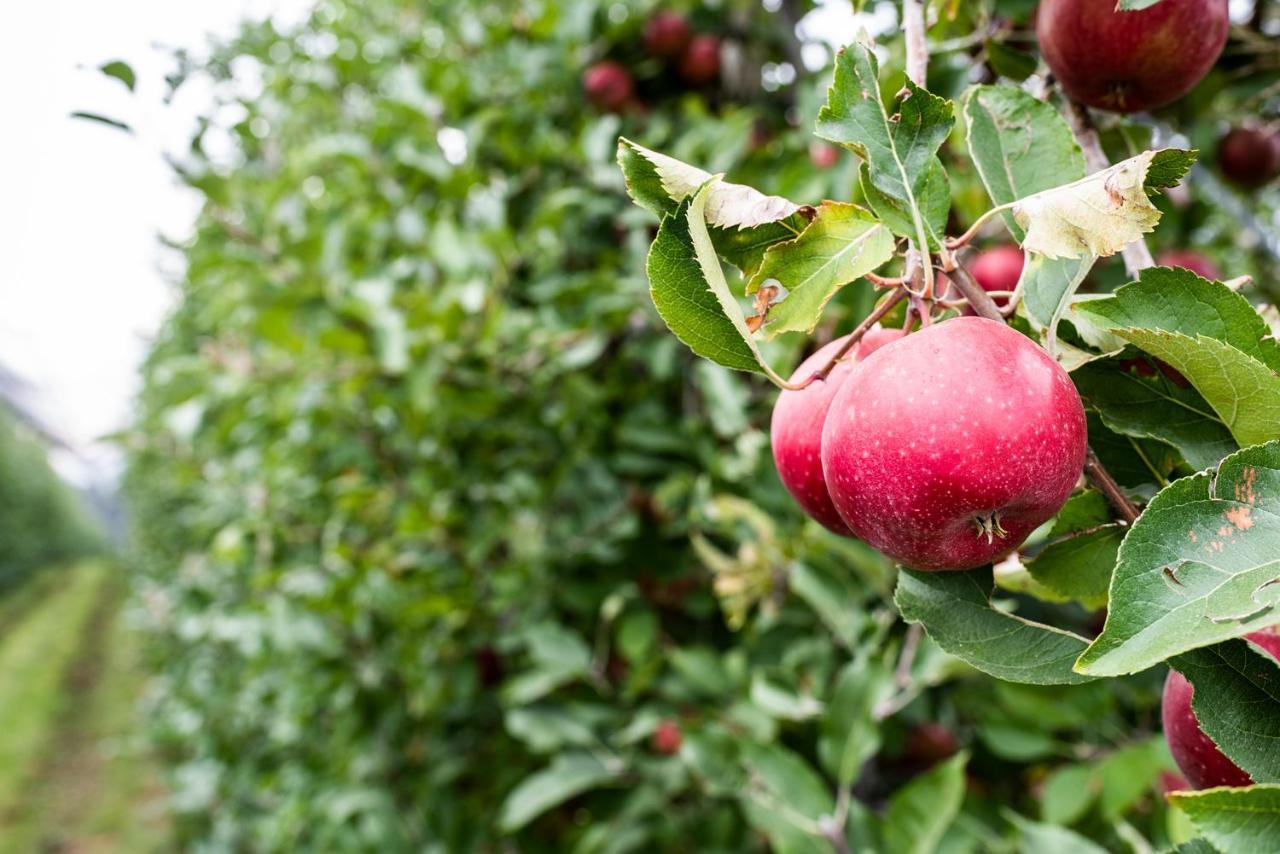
[1084,447,1141,524]
[1062,98,1155,277]
[901,0,935,302]
[795,288,908,389]
[946,262,1003,322]
[903,0,929,89]
[894,623,923,688]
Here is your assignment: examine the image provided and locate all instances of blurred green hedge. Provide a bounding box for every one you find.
[0,410,102,592]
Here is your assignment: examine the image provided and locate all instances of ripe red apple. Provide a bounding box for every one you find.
[1217,127,1280,188]
[904,722,959,764]
[1162,628,1280,789]
[678,35,721,86]
[1157,250,1221,281]
[771,328,905,535]
[1036,0,1228,113]
[583,61,634,112]
[644,11,692,59]
[809,142,840,169]
[652,719,683,755]
[822,317,1087,570]
[969,246,1024,309]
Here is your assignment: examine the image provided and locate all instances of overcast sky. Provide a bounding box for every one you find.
[0,0,310,480]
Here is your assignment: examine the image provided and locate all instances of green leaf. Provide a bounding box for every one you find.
[1145,149,1198,193]
[750,673,825,721]
[1076,268,1280,373]
[99,60,136,91]
[1041,764,1096,824]
[962,84,1085,243]
[497,752,618,832]
[860,159,950,252]
[895,567,1095,685]
[1020,255,1097,350]
[984,41,1038,82]
[1169,786,1280,854]
[1006,812,1109,854]
[816,37,954,250]
[741,742,834,854]
[818,657,894,785]
[1110,331,1280,449]
[1095,738,1174,819]
[747,201,895,337]
[882,752,969,854]
[1169,638,1280,783]
[1118,0,1166,9]
[645,186,771,375]
[68,111,132,134]
[1076,442,1280,677]
[791,562,864,647]
[1024,503,1123,610]
[1072,358,1238,472]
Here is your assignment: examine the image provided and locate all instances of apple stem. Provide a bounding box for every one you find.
[794,287,909,389]
[1084,447,1141,525]
[1062,98,1155,277]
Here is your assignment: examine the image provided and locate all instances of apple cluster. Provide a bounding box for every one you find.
[582,11,720,113]
[771,309,1088,572]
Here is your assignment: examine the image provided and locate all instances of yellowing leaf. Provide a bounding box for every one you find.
[619,138,800,229]
[1013,150,1164,260]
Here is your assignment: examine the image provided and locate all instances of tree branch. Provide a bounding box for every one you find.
[903,0,929,87]
[1084,447,1141,524]
[1062,98,1155,277]
[945,261,1003,321]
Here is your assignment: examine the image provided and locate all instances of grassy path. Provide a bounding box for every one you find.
[0,562,169,852]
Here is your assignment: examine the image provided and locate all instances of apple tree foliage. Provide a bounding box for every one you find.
[124,0,1280,851]
[0,409,103,593]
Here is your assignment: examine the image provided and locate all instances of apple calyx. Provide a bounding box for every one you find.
[972,511,1008,545]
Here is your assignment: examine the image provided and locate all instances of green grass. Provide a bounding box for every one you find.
[0,562,109,812]
[0,562,170,852]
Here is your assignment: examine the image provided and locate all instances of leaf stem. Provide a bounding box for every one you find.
[794,287,909,389]
[944,202,1017,250]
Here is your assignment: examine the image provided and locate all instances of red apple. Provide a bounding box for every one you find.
[969,246,1024,309]
[678,35,721,86]
[1162,628,1280,789]
[652,719,683,755]
[1157,250,1221,281]
[822,317,1087,571]
[1218,127,1280,188]
[1036,0,1228,113]
[583,61,634,112]
[810,142,840,169]
[771,328,905,536]
[904,723,959,763]
[644,11,692,59]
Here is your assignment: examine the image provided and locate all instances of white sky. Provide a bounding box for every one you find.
[0,0,310,480]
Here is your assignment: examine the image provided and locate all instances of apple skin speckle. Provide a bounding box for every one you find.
[770,328,904,536]
[820,317,1087,571]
